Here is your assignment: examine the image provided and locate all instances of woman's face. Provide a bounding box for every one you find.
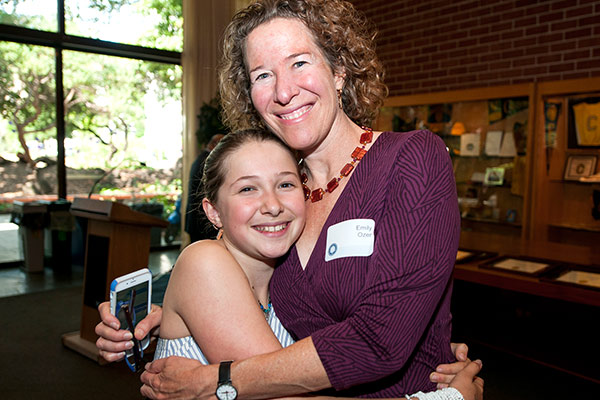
[245,18,345,153]
[206,140,306,264]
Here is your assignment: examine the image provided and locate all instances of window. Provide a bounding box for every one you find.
[0,0,182,216]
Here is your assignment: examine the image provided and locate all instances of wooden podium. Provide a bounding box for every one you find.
[62,198,168,362]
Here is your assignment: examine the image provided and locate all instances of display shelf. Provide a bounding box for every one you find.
[377,84,535,240]
[529,77,600,244]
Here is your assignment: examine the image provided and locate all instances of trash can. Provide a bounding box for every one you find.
[130,202,165,247]
[10,201,48,273]
[40,199,74,274]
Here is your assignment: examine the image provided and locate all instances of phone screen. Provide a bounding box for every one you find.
[115,281,150,332]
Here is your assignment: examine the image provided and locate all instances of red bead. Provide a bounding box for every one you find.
[301,173,308,184]
[310,188,324,202]
[352,147,367,160]
[360,130,373,145]
[303,184,311,200]
[340,163,354,176]
[326,178,339,193]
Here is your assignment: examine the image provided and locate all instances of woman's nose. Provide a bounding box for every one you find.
[274,73,299,105]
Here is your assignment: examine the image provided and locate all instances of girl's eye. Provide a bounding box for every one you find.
[240,187,255,193]
[280,182,296,189]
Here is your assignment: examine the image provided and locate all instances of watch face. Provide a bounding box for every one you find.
[216,383,237,400]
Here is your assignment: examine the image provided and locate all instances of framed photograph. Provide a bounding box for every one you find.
[479,255,558,277]
[455,249,497,264]
[542,265,600,291]
[484,167,505,186]
[563,155,598,181]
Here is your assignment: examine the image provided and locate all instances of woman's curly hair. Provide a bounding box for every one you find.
[218,0,388,131]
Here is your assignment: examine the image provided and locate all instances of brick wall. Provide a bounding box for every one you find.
[350,0,600,96]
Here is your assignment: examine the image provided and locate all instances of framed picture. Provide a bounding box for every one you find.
[484,167,505,186]
[542,265,600,291]
[563,155,597,181]
[479,255,558,277]
[455,249,497,264]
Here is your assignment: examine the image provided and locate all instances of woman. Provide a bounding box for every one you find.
[96,0,481,398]
[153,129,479,400]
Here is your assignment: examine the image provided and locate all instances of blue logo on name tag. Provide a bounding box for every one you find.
[328,243,338,256]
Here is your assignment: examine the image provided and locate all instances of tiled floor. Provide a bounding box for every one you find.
[0,213,179,298]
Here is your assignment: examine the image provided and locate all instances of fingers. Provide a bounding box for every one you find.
[451,342,469,362]
[134,305,163,341]
[457,359,483,378]
[98,301,121,330]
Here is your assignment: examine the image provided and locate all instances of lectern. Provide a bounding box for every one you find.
[62,198,168,362]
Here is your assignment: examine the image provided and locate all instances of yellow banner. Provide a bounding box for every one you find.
[573,102,600,146]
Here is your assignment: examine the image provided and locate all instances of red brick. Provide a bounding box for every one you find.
[514,16,537,27]
[536,33,564,44]
[513,57,536,67]
[537,54,562,63]
[439,76,458,86]
[502,9,525,21]
[415,55,430,63]
[551,20,578,31]
[578,38,599,48]
[526,25,549,35]
[551,40,578,52]
[449,67,468,75]
[458,38,478,48]
[502,29,524,40]
[491,22,513,33]
[499,69,523,78]
[539,11,564,24]
[480,52,502,62]
[526,4,550,16]
[549,63,575,73]
[478,33,500,44]
[564,50,591,61]
[550,1,573,11]
[577,60,600,69]
[524,66,548,76]
[502,49,525,59]
[563,72,591,80]
[468,45,489,56]
[468,64,488,73]
[579,15,600,27]
[469,26,490,36]
[566,6,593,18]
[423,62,439,71]
[513,37,537,48]
[565,28,592,40]
[477,71,499,81]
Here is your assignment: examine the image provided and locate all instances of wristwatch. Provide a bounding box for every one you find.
[215,361,238,400]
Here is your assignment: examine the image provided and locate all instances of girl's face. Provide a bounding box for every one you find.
[245,17,345,154]
[204,140,305,265]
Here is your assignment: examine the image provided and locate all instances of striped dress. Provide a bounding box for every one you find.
[154,307,295,363]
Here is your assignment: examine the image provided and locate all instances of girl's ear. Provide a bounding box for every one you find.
[202,198,222,228]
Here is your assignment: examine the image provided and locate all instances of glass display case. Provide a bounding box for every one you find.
[376,84,535,239]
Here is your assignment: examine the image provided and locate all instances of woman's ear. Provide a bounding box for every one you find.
[334,66,346,91]
[202,198,222,228]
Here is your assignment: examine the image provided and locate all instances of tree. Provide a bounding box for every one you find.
[0,0,182,195]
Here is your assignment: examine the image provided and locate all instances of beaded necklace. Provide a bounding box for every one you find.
[258,298,272,319]
[300,127,373,203]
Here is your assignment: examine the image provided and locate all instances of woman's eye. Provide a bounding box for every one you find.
[254,72,269,81]
[280,182,296,189]
[293,61,307,68]
[240,187,255,193]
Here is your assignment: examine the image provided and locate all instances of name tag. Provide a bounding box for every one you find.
[325,219,375,262]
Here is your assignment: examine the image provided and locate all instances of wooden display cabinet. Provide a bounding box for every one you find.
[376,84,536,240]
[530,77,600,247]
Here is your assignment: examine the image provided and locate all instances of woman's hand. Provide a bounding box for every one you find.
[449,360,484,400]
[140,356,216,400]
[95,301,163,362]
[430,343,471,388]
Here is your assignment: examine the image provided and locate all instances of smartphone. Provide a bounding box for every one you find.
[109,268,152,372]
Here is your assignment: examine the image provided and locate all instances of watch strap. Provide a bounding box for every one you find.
[218,360,234,385]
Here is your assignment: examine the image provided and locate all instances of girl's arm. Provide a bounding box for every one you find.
[161,240,283,362]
